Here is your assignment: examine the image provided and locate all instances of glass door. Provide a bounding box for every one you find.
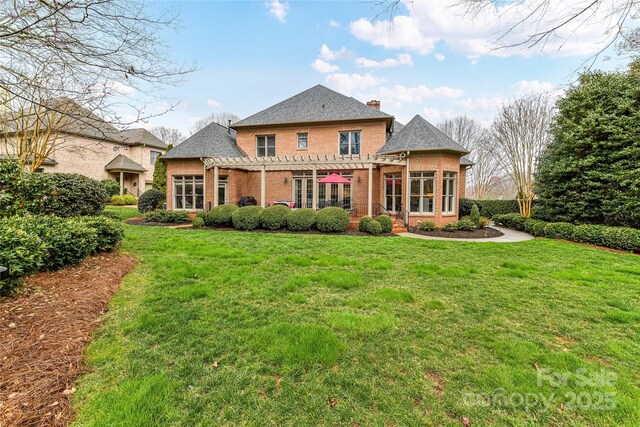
[384,173,402,213]
[293,173,314,208]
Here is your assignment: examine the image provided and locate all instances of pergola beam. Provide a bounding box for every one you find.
[202,153,405,171]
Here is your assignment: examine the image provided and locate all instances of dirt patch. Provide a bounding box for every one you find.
[425,371,445,397]
[408,227,504,239]
[0,252,138,427]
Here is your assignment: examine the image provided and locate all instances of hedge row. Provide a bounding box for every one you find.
[459,198,528,218]
[194,205,351,233]
[492,213,640,252]
[0,215,124,295]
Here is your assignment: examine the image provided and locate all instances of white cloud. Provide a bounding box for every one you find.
[434,53,445,62]
[355,53,413,69]
[105,80,135,96]
[349,0,615,59]
[423,107,455,122]
[319,43,353,61]
[456,95,507,112]
[206,99,221,108]
[325,73,382,96]
[265,0,289,23]
[328,19,340,28]
[311,59,340,74]
[378,84,465,108]
[512,80,555,95]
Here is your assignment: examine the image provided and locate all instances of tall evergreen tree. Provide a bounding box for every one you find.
[152,144,173,193]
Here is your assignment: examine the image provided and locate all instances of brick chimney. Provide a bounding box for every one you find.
[367,100,381,111]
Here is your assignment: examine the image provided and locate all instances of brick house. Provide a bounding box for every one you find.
[0,100,167,196]
[162,85,472,227]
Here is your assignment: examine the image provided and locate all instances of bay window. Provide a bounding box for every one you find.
[173,175,204,210]
[409,172,435,214]
[442,172,457,214]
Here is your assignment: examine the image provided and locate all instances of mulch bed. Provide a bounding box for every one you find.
[407,227,504,239]
[0,252,138,427]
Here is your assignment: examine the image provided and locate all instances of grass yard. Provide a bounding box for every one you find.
[73,222,640,426]
[104,205,141,220]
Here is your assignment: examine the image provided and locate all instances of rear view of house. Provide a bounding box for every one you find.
[162,85,471,227]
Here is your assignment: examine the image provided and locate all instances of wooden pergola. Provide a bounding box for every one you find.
[202,153,407,216]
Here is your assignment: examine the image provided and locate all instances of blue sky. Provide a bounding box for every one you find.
[137,0,630,134]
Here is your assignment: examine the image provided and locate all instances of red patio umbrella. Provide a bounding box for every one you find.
[318,173,351,184]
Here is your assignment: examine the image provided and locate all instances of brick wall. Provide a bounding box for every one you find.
[234,120,388,157]
[165,159,206,210]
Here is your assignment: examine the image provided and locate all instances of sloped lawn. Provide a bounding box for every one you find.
[73,226,640,426]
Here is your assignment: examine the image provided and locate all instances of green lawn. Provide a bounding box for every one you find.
[73,222,640,426]
[104,205,141,220]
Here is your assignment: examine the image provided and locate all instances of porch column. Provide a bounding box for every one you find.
[119,171,124,196]
[405,151,410,224]
[367,161,373,217]
[312,165,317,210]
[260,165,266,207]
[213,165,219,208]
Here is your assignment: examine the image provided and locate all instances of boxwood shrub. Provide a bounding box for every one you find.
[492,213,527,231]
[358,216,373,232]
[316,207,349,232]
[260,205,290,230]
[544,222,576,240]
[287,208,317,231]
[192,217,205,229]
[600,227,640,252]
[144,210,190,223]
[0,224,46,294]
[204,204,238,227]
[418,220,436,231]
[571,224,608,247]
[366,220,383,235]
[232,206,264,230]
[524,218,548,237]
[376,214,393,233]
[459,198,524,218]
[138,189,165,213]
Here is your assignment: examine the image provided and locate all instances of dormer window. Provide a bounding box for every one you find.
[339,131,360,155]
[256,135,275,157]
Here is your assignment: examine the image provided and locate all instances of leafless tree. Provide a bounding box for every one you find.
[150,126,186,146]
[437,116,502,200]
[491,94,555,217]
[190,112,240,135]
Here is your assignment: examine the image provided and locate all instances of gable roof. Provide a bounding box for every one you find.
[378,114,469,155]
[120,128,167,150]
[104,154,147,172]
[233,84,393,128]
[162,122,246,160]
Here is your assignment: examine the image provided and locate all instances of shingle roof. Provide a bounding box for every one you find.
[378,115,469,154]
[233,84,392,127]
[460,156,474,166]
[120,128,167,150]
[162,122,246,160]
[104,154,147,172]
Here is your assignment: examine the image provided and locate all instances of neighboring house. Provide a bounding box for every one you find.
[162,85,472,227]
[0,99,167,196]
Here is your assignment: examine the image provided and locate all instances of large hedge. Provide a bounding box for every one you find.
[286,208,316,231]
[203,204,238,227]
[535,63,640,228]
[232,206,264,230]
[138,189,165,213]
[316,207,349,232]
[459,198,522,219]
[260,205,290,230]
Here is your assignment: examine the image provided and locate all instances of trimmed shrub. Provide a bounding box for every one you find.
[0,224,46,294]
[101,179,120,199]
[442,222,458,232]
[572,224,608,247]
[138,189,165,213]
[418,221,436,231]
[524,219,548,237]
[459,199,523,218]
[316,207,349,233]
[110,195,125,205]
[376,215,393,233]
[457,219,476,231]
[204,204,238,227]
[287,208,317,231]
[123,194,137,205]
[601,227,640,252]
[261,205,290,230]
[544,222,576,240]
[470,203,481,227]
[111,194,136,206]
[232,205,264,230]
[77,216,124,252]
[366,220,383,235]
[144,209,190,223]
[36,173,107,216]
[493,213,527,231]
[192,217,205,229]
[358,216,373,232]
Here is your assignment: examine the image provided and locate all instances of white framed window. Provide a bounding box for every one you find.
[410,172,435,214]
[150,150,161,164]
[442,172,457,214]
[297,133,308,150]
[173,175,204,210]
[256,135,276,157]
[339,131,361,155]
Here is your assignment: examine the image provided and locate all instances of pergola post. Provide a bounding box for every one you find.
[367,161,373,217]
[312,165,317,210]
[213,165,219,208]
[119,171,124,196]
[405,151,411,225]
[260,165,266,207]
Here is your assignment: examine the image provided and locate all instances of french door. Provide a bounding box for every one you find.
[293,175,314,208]
[292,172,352,209]
[384,173,402,213]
